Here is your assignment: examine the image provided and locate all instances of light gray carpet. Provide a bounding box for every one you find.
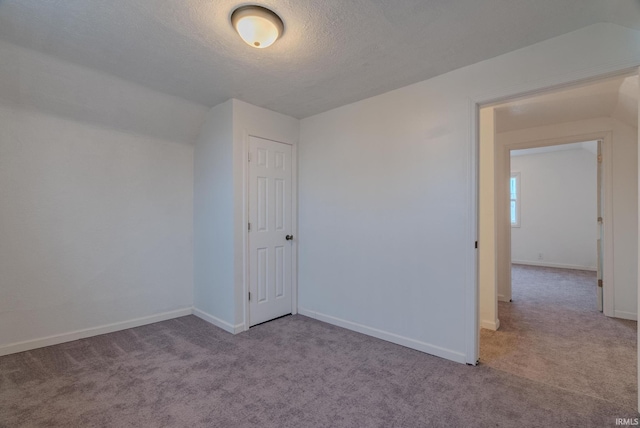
[1,310,637,426]
[481,264,637,410]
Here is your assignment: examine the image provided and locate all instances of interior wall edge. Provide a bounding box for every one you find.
[192,307,244,334]
[480,319,500,331]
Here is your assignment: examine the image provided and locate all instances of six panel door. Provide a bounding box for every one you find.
[248,136,293,326]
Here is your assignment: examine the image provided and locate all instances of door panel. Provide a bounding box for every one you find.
[249,136,293,326]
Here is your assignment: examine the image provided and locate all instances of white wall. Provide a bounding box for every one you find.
[298,23,640,364]
[231,100,300,328]
[193,99,298,332]
[497,117,638,319]
[194,100,235,329]
[0,41,207,354]
[510,148,597,270]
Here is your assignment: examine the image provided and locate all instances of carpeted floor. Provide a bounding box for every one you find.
[1,279,637,427]
[481,264,637,410]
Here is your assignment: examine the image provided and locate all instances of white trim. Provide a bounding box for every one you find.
[497,294,509,302]
[637,64,640,414]
[601,136,615,318]
[466,99,480,365]
[502,132,614,315]
[469,66,638,369]
[512,261,597,271]
[291,142,299,316]
[243,130,250,331]
[0,307,193,357]
[243,131,298,330]
[481,319,500,331]
[299,308,467,364]
[475,66,640,109]
[614,310,638,321]
[193,307,245,334]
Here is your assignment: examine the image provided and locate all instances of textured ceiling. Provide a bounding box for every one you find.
[0,0,639,119]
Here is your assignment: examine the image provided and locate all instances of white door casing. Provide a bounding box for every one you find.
[248,136,293,326]
[469,61,640,404]
[499,133,614,316]
[597,139,604,312]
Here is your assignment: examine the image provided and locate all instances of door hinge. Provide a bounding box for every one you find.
[597,217,603,224]
[248,292,251,301]
[598,279,603,288]
[475,241,478,249]
[597,154,603,163]
[248,222,251,231]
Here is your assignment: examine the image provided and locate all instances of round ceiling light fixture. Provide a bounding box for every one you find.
[230,5,284,49]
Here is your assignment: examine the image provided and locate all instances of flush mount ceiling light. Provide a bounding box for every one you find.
[231,5,284,49]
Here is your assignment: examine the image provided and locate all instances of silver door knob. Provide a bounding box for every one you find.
[285,235,293,241]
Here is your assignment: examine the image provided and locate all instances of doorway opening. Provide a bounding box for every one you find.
[477,72,639,409]
[509,140,602,308]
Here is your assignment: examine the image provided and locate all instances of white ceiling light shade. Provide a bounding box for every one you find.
[231,5,284,49]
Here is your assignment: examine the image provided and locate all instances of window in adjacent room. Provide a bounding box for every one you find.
[510,172,520,227]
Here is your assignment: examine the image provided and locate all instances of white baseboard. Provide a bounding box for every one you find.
[193,308,244,334]
[512,260,597,271]
[298,307,466,364]
[497,294,511,302]
[481,318,500,331]
[0,307,193,357]
[613,310,638,321]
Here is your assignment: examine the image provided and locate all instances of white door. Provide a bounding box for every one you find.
[248,136,293,326]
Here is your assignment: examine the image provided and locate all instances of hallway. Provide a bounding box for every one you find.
[481,264,637,409]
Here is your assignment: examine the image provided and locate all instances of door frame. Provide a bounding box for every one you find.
[466,65,639,366]
[496,132,614,317]
[242,131,298,331]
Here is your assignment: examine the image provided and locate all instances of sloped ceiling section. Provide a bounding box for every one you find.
[0,0,638,118]
[495,75,638,134]
[0,39,209,144]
